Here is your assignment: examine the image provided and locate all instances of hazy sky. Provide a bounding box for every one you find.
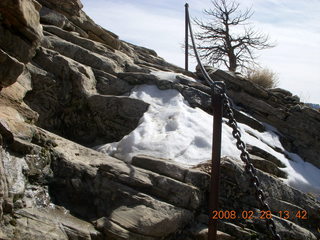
[82,0,320,104]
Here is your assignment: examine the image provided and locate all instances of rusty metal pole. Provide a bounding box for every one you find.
[208,87,224,240]
[185,3,189,71]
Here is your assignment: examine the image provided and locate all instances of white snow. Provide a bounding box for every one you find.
[96,75,320,198]
[151,70,196,83]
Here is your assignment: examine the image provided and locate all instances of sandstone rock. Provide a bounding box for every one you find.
[45,131,198,239]
[88,95,149,142]
[0,0,42,93]
[0,120,14,145]
[38,0,121,50]
[205,67,269,99]
[192,225,235,240]
[263,216,317,240]
[23,63,61,130]
[0,0,42,63]
[0,229,8,240]
[1,67,32,102]
[1,0,320,239]
[250,155,287,178]
[269,88,293,97]
[93,69,133,95]
[106,205,191,238]
[283,108,320,168]
[0,148,10,219]
[180,86,212,111]
[38,0,83,17]
[132,155,187,182]
[43,34,121,74]
[97,161,202,210]
[26,48,102,143]
[203,67,320,169]
[0,50,25,88]
[43,25,146,73]
[0,108,34,142]
[232,109,266,132]
[40,7,78,31]
[132,155,210,190]
[194,157,320,238]
[32,47,97,97]
[126,42,186,73]
[118,72,156,85]
[70,11,121,50]
[95,217,155,240]
[12,208,101,240]
[218,221,259,239]
[246,145,286,168]
[1,149,28,199]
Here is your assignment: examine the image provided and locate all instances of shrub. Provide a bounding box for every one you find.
[246,68,279,89]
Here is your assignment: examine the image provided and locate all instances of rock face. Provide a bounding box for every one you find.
[0,0,43,88]
[0,0,320,239]
[203,68,320,168]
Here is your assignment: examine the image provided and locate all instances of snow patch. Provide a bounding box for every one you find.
[151,70,196,83]
[96,84,320,197]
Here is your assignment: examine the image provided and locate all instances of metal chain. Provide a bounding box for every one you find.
[184,4,281,238]
[220,91,282,240]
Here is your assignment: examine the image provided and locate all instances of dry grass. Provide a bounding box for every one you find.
[246,68,279,89]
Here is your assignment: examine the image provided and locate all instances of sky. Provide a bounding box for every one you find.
[82,0,320,104]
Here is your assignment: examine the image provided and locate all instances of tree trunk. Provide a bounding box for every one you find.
[228,52,237,72]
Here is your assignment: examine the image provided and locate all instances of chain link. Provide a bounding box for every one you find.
[220,91,282,240]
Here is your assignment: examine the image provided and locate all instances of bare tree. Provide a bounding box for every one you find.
[194,0,274,72]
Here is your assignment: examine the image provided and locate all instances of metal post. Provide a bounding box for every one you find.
[208,88,224,240]
[184,3,189,71]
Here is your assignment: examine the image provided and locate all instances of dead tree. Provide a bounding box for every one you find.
[194,0,274,72]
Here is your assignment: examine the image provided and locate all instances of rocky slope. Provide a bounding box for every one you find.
[0,0,319,240]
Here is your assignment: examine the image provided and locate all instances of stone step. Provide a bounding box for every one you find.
[13,208,101,240]
[47,130,198,239]
[131,155,210,190]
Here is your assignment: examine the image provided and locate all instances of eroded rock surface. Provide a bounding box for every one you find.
[0,0,43,88]
[203,68,320,168]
